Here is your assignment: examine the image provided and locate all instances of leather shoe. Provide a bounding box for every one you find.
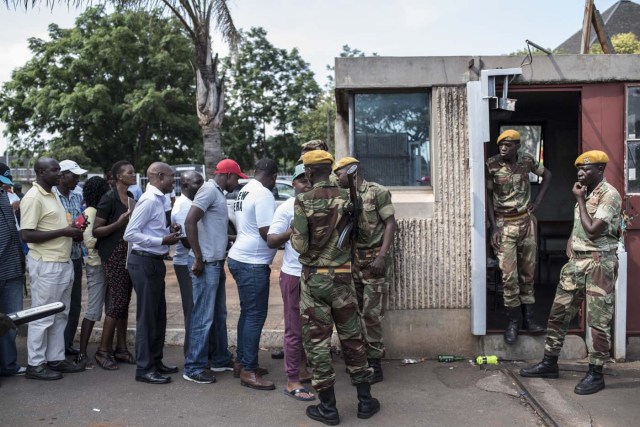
[135,371,171,384]
[25,364,63,381]
[156,362,179,374]
[233,361,268,378]
[240,368,275,390]
[65,346,80,356]
[48,359,86,373]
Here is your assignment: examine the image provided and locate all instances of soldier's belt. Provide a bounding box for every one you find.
[357,247,381,259]
[571,250,617,261]
[303,263,352,275]
[496,211,529,221]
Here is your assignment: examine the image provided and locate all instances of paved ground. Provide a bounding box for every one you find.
[1,339,544,427]
[5,251,640,426]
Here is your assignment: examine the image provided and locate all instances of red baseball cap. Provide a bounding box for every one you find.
[214,159,248,179]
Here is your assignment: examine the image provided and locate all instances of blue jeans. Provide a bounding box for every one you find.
[227,258,270,370]
[208,269,233,368]
[184,257,224,375]
[0,276,23,376]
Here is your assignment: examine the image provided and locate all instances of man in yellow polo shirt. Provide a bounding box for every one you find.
[20,157,86,380]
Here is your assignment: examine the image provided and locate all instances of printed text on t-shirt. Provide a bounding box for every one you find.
[234,190,249,212]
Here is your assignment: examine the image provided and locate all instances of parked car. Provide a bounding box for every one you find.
[226,178,294,235]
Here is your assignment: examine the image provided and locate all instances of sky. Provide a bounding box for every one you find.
[0,0,622,155]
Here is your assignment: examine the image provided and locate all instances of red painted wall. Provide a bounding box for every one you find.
[582,83,640,333]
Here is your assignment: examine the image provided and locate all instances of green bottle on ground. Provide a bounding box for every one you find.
[437,355,465,363]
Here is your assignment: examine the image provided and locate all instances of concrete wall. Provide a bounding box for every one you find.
[384,87,473,354]
[335,54,640,89]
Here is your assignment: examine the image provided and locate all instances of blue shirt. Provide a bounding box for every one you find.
[128,184,144,201]
[124,184,169,256]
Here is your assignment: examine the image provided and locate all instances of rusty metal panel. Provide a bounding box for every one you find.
[389,87,471,310]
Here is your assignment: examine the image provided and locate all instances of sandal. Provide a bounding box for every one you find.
[95,350,119,371]
[113,348,136,364]
[284,387,316,401]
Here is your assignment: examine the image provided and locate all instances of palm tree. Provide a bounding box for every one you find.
[6,0,240,176]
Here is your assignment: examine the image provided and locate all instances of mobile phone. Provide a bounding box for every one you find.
[74,213,88,229]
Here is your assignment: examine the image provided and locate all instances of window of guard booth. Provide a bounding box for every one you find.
[626,86,640,194]
[499,125,544,184]
[354,93,430,187]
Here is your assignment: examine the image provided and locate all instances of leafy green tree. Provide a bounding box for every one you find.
[297,91,336,152]
[0,7,201,171]
[590,32,640,54]
[221,27,321,171]
[5,0,240,176]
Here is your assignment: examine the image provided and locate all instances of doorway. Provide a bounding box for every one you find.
[486,89,582,332]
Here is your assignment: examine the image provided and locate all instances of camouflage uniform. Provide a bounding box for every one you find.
[353,180,394,359]
[291,180,372,392]
[544,179,621,366]
[486,153,545,307]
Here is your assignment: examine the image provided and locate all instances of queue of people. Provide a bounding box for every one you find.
[0,133,621,425]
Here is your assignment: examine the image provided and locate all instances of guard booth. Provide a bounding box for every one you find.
[333,54,640,359]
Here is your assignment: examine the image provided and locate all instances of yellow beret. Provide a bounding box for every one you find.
[301,150,334,166]
[574,150,609,166]
[333,157,359,172]
[497,129,520,144]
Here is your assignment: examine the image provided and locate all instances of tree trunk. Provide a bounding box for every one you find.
[195,35,225,179]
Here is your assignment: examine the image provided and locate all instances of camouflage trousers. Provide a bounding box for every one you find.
[495,214,537,307]
[544,253,617,366]
[353,248,391,359]
[300,266,372,392]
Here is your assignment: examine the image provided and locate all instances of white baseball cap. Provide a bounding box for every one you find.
[59,159,88,175]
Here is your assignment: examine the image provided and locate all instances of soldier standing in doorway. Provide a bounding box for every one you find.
[333,157,396,384]
[520,150,621,395]
[292,150,379,425]
[486,129,552,344]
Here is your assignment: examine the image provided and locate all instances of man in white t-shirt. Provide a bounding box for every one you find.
[228,158,278,391]
[267,164,314,401]
[171,171,204,356]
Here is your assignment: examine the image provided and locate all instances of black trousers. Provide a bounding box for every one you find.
[127,254,167,376]
[64,257,84,349]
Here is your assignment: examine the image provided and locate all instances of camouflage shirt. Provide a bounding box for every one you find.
[291,180,351,267]
[571,179,621,252]
[356,180,395,249]
[486,153,544,214]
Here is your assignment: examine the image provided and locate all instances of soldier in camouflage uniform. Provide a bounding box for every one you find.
[486,129,552,344]
[520,150,621,396]
[334,157,396,384]
[291,150,379,425]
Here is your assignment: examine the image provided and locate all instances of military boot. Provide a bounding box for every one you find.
[521,304,546,334]
[368,358,383,384]
[306,386,340,426]
[519,354,559,378]
[356,383,380,419]
[574,364,605,395]
[504,306,522,344]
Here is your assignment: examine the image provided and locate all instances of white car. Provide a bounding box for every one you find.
[226,178,294,235]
